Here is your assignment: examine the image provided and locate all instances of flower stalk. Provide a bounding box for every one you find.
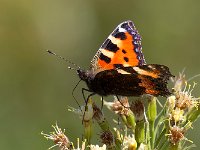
[147,97,157,149]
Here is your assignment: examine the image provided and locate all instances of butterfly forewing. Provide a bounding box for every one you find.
[90,20,146,71]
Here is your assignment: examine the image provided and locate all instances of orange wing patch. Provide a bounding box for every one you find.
[111,32,139,66]
[90,20,146,71]
[97,32,139,70]
[138,76,159,95]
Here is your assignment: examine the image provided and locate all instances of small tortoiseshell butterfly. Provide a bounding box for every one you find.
[78,20,173,98]
[48,20,173,101]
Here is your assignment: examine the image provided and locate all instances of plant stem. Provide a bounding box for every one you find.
[145,118,151,150]
[149,120,155,149]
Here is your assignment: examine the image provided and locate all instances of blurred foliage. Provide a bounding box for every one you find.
[0,0,200,149]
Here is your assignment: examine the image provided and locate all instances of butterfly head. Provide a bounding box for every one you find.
[77,69,91,82]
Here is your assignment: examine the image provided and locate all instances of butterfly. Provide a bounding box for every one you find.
[77,20,173,100]
[47,20,173,102]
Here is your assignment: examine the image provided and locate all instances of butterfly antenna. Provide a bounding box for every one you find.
[47,50,81,69]
[72,79,82,111]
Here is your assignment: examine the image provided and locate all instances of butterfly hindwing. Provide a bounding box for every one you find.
[90,20,146,71]
[89,64,173,96]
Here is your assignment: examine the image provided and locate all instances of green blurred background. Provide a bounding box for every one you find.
[1,0,200,149]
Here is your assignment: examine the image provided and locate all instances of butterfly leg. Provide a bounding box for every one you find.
[82,88,93,104]
[86,92,96,104]
[72,79,82,110]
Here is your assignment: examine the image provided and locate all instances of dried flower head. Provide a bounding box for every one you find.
[104,97,130,115]
[175,82,199,110]
[171,72,199,110]
[41,123,71,150]
[167,73,200,125]
[168,126,185,145]
[130,100,145,121]
[100,130,114,146]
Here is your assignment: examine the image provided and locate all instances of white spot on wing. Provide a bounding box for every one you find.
[133,67,145,74]
[147,65,155,69]
[123,63,130,67]
[108,35,121,45]
[133,66,158,78]
[117,69,131,74]
[101,49,115,59]
[118,27,126,32]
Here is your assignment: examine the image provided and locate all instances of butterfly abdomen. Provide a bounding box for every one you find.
[86,64,173,97]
